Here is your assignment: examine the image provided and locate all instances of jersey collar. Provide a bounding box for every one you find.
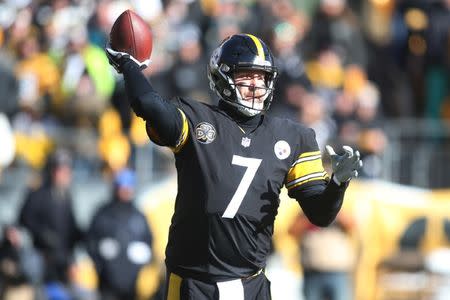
[219,100,264,131]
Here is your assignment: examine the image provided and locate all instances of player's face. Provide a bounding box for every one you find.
[53,165,72,189]
[234,70,267,109]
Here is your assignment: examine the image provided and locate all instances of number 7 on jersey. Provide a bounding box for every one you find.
[222,155,262,218]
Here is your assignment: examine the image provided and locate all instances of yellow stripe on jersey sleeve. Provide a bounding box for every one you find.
[286,171,328,190]
[286,151,328,189]
[172,109,189,153]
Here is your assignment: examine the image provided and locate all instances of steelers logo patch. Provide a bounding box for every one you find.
[195,122,217,144]
[274,140,291,160]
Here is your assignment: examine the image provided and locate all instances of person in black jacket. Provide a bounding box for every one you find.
[86,168,153,300]
[105,33,362,299]
[19,148,82,285]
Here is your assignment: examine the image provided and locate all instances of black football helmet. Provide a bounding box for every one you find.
[207,34,278,117]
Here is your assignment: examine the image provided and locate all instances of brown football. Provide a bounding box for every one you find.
[109,10,153,62]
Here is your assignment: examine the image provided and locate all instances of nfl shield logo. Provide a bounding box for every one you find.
[241,137,251,147]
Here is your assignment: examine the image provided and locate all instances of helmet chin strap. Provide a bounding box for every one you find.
[237,105,261,117]
[222,99,261,117]
[234,86,268,117]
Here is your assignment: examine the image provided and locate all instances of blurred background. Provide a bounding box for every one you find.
[0,0,449,299]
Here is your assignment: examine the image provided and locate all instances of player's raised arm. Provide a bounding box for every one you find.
[104,10,185,148]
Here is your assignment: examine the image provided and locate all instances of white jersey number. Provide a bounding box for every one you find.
[222,155,262,218]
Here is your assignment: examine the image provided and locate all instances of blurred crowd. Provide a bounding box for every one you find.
[0,0,449,299]
[0,0,448,179]
[1,150,153,300]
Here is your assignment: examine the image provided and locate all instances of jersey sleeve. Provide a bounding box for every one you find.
[285,128,329,191]
[145,108,189,153]
[167,97,214,154]
[121,60,189,151]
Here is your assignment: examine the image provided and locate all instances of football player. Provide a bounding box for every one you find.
[106,34,362,300]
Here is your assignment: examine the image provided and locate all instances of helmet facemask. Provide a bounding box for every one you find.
[230,69,276,117]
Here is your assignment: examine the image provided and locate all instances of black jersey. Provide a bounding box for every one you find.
[160,98,328,281]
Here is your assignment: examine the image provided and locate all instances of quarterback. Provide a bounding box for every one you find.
[106,34,362,300]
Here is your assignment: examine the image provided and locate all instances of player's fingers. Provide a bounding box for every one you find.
[141,58,151,66]
[105,45,130,59]
[352,151,362,169]
[347,151,361,164]
[352,170,359,178]
[352,159,363,170]
[105,45,118,56]
[325,145,336,157]
[358,159,363,169]
[343,145,354,158]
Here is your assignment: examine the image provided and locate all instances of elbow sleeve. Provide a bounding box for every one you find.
[291,180,348,227]
[121,59,184,147]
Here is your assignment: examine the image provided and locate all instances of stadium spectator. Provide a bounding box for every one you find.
[59,24,115,127]
[354,82,387,178]
[0,114,15,180]
[305,47,345,103]
[289,212,357,300]
[106,32,361,299]
[86,168,153,300]
[0,225,42,300]
[297,91,337,151]
[424,0,450,119]
[303,0,368,68]
[0,58,19,118]
[14,31,60,115]
[268,19,309,118]
[166,23,211,103]
[18,148,83,290]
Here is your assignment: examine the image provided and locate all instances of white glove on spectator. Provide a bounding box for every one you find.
[325,145,363,185]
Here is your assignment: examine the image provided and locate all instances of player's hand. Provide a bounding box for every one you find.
[105,44,150,73]
[325,145,363,185]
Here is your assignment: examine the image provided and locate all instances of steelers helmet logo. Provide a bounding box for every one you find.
[195,122,217,144]
[274,140,291,160]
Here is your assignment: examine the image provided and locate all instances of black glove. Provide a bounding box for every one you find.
[105,43,150,73]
